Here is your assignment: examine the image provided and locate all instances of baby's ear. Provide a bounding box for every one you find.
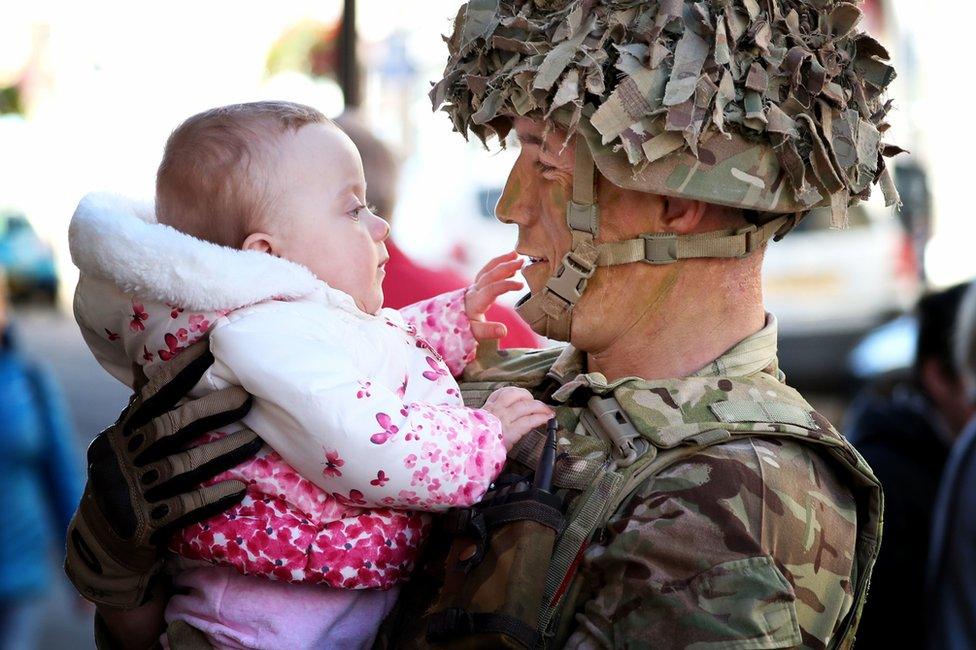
[241,233,275,255]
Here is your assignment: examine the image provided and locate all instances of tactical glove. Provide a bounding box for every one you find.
[65,339,261,609]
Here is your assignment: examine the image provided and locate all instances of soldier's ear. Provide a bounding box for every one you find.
[660,198,707,234]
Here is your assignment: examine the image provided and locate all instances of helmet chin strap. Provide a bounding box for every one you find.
[515,137,600,341]
[515,139,796,342]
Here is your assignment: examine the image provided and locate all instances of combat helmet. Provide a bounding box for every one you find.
[431,0,902,340]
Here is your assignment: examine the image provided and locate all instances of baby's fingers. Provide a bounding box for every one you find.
[484,386,534,409]
[470,320,508,341]
[475,251,520,282]
[475,258,524,287]
[468,279,524,314]
[508,411,555,436]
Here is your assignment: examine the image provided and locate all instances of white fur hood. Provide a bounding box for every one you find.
[69,192,323,311]
[69,192,368,387]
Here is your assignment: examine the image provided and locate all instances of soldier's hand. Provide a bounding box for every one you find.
[65,338,261,609]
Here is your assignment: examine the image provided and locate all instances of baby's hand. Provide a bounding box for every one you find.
[483,386,554,451]
[465,251,524,341]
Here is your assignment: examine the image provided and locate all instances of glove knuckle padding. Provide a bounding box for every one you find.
[171,388,251,436]
[149,338,212,392]
[64,337,261,608]
[147,480,247,545]
[143,428,262,504]
[132,340,216,430]
[133,390,251,467]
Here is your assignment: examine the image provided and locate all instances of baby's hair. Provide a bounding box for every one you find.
[156,100,331,248]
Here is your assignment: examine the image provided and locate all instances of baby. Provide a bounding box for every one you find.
[69,101,551,649]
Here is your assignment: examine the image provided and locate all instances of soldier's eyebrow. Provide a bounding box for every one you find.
[519,134,545,149]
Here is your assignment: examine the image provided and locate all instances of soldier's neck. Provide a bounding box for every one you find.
[585,270,766,382]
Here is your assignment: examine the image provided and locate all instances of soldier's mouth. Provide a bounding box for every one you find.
[518,252,548,265]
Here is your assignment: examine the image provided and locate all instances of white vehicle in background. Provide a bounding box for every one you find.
[763,197,920,387]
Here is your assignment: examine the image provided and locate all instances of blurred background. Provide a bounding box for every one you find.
[0,0,973,647]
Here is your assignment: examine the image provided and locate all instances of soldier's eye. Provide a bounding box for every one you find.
[535,160,558,175]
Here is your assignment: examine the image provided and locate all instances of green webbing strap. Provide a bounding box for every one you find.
[538,467,622,633]
[569,136,597,224]
[710,400,816,429]
[595,214,794,266]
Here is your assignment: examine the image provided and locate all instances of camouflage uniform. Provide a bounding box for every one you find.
[439,314,878,649]
[399,1,895,647]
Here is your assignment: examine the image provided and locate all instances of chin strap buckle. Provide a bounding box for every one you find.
[544,250,596,307]
[738,224,759,254]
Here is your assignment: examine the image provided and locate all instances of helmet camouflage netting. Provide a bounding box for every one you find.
[430,0,903,225]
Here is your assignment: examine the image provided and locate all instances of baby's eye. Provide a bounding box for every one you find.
[350,204,378,221]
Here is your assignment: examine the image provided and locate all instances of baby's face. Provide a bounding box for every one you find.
[262,123,390,313]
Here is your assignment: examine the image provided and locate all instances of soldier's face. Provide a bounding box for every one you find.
[497,118,680,350]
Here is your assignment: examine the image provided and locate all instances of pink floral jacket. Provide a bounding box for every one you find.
[69,193,507,589]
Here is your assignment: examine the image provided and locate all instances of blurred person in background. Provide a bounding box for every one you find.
[334,111,538,349]
[926,282,976,649]
[843,283,971,649]
[0,269,83,650]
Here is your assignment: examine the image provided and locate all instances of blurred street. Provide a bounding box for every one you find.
[16,307,129,442]
[13,305,126,650]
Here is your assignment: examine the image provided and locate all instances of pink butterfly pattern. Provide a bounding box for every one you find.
[188,314,210,333]
[395,288,478,377]
[322,449,344,478]
[421,356,448,382]
[158,333,184,361]
[370,413,400,445]
[129,303,149,331]
[356,380,372,399]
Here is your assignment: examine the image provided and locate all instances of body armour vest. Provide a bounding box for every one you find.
[380,342,882,650]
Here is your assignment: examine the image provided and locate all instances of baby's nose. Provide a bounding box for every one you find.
[370,213,391,242]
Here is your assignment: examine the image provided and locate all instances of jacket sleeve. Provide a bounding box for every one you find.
[208,308,505,512]
[397,289,477,377]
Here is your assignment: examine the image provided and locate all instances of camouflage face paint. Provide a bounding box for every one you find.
[547,183,567,214]
[494,175,523,221]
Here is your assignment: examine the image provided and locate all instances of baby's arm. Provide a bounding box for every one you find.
[397,289,476,376]
[397,252,524,376]
[208,309,515,511]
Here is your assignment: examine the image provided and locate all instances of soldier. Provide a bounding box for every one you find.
[66,0,896,648]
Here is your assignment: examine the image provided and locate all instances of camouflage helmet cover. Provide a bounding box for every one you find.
[431,0,902,226]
